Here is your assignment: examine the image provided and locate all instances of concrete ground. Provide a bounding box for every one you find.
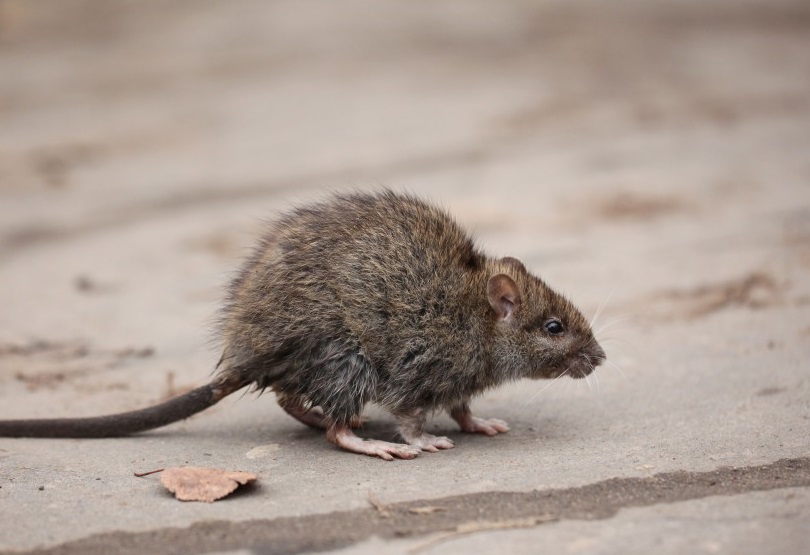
[1,0,809,553]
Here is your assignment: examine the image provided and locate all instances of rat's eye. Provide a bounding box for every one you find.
[544,319,565,335]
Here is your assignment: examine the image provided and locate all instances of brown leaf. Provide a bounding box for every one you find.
[160,467,258,503]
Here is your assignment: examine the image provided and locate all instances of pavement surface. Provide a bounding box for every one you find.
[1,1,809,554]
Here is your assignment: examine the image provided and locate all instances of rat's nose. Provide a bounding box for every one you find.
[590,344,606,367]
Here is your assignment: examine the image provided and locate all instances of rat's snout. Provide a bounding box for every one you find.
[571,343,606,379]
[590,344,606,366]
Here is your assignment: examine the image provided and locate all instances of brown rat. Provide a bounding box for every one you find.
[0,191,605,460]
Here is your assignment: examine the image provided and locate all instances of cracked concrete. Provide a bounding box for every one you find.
[7,458,809,555]
[1,0,809,553]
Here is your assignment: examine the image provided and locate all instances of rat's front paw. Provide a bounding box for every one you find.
[459,416,509,436]
[404,433,455,452]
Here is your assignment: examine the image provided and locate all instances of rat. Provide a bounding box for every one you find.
[0,191,605,460]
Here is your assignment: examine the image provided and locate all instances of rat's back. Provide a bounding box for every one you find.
[275,191,480,281]
[218,191,488,421]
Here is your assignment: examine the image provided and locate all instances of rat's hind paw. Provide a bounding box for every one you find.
[362,440,422,461]
[327,424,421,461]
[346,438,421,461]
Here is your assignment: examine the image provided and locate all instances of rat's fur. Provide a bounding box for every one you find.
[0,191,604,459]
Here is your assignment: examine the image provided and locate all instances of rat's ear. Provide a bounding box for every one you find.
[487,274,521,322]
[500,257,526,273]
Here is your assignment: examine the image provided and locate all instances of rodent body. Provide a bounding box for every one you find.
[0,191,605,460]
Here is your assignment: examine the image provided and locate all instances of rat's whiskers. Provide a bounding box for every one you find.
[604,357,627,380]
[590,284,619,330]
[594,317,632,337]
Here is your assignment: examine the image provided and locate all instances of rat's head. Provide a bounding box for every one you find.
[486,257,605,380]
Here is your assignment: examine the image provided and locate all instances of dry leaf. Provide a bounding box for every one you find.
[160,466,258,503]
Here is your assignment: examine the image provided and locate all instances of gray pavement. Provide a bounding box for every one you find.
[1,1,809,553]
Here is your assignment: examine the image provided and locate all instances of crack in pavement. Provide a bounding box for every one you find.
[3,457,808,555]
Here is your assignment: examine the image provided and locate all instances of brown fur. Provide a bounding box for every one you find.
[217,190,604,424]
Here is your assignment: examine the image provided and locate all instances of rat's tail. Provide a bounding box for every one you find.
[0,374,250,438]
